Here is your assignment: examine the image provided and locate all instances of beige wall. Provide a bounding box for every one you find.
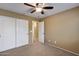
[0,9,38,44]
[44,7,79,54]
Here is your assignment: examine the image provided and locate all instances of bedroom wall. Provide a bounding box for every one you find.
[44,7,79,54]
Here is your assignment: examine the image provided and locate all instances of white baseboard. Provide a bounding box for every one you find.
[47,43,79,56]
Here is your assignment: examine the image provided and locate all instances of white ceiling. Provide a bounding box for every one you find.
[0,3,79,19]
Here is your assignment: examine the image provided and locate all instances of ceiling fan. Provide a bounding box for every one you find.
[24,3,54,14]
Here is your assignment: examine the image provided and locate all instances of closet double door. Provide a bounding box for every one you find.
[0,16,29,52]
[0,16,16,52]
[16,19,29,47]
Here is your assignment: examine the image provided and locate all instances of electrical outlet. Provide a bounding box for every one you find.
[54,41,57,44]
[48,40,51,42]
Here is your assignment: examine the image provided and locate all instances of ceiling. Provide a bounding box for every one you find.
[0,3,79,19]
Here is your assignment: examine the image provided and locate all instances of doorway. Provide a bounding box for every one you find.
[32,21,38,43]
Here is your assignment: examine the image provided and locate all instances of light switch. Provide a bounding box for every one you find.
[30,30,32,32]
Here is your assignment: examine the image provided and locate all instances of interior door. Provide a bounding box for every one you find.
[0,16,15,52]
[16,19,29,47]
[0,17,4,52]
[2,16,16,51]
[38,21,44,43]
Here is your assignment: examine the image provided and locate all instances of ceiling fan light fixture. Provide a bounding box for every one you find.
[36,7,42,12]
[24,3,54,14]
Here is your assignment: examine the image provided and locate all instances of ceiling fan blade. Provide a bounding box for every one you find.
[41,10,44,14]
[43,6,54,9]
[36,3,39,6]
[24,3,35,7]
[31,10,36,13]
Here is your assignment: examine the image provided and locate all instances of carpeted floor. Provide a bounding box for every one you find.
[0,42,77,56]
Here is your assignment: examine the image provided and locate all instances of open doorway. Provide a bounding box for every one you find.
[32,21,38,43]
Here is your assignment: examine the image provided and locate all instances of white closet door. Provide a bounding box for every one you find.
[38,21,44,43]
[0,18,4,52]
[2,16,16,51]
[16,19,29,47]
[0,16,15,52]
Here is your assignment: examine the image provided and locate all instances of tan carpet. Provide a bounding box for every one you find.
[0,42,77,56]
